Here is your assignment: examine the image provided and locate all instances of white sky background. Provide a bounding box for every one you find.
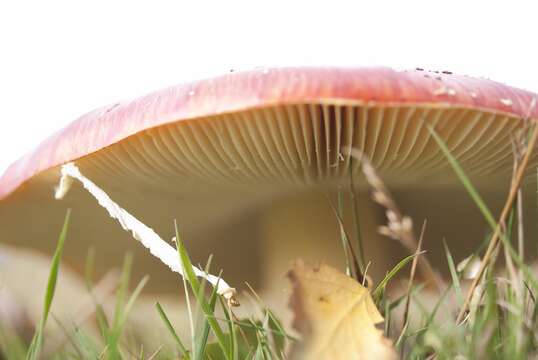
[0,0,537,175]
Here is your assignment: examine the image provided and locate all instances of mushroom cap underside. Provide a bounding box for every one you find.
[2,66,538,199]
[1,67,537,292]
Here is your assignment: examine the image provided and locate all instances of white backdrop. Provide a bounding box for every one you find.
[1,0,537,174]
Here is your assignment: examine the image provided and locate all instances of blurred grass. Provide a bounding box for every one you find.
[3,132,538,359]
[26,209,71,360]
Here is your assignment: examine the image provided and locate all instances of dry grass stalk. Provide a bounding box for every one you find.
[402,220,427,327]
[501,131,528,301]
[347,148,443,291]
[55,163,237,304]
[398,220,427,355]
[456,117,538,324]
[512,127,527,272]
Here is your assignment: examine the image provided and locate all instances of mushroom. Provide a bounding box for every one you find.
[0,67,537,295]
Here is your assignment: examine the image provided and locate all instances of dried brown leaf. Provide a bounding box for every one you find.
[287,260,397,360]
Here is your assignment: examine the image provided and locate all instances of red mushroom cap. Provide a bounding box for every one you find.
[1,67,536,199]
[1,66,536,292]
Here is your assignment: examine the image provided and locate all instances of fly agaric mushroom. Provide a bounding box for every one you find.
[1,67,537,295]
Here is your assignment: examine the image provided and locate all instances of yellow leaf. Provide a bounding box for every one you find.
[287,260,397,360]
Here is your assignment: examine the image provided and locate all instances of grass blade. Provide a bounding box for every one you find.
[430,124,538,321]
[106,253,134,358]
[443,240,463,306]
[174,221,228,359]
[112,254,133,332]
[349,158,366,273]
[337,189,352,277]
[155,302,189,358]
[118,275,149,329]
[27,209,71,360]
[327,195,362,283]
[219,297,238,360]
[83,246,111,339]
[195,285,219,360]
[428,126,497,229]
[374,252,424,297]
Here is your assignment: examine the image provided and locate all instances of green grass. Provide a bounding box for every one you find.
[3,134,538,359]
[26,209,71,360]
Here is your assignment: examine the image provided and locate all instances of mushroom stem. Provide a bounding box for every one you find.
[55,162,237,303]
[259,191,394,293]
